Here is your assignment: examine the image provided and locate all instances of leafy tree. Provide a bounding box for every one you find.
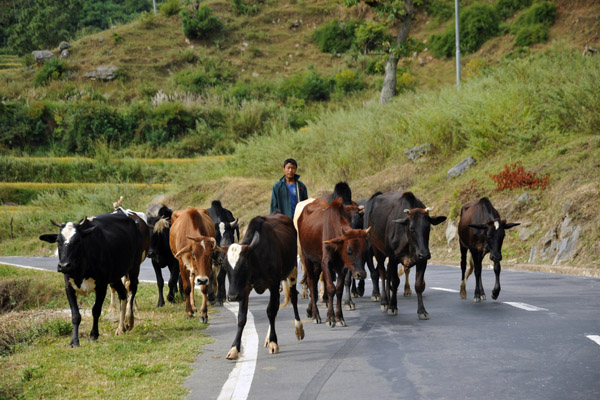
[344,0,420,104]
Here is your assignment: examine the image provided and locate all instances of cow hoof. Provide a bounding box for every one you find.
[491,291,499,300]
[404,290,412,297]
[381,305,388,312]
[481,294,486,301]
[371,295,380,302]
[306,309,313,318]
[115,327,124,336]
[200,316,208,324]
[295,321,305,341]
[460,292,466,299]
[418,312,430,320]
[69,341,80,348]
[388,309,398,316]
[473,297,481,303]
[268,342,279,355]
[344,303,356,311]
[351,292,358,298]
[327,320,336,328]
[226,347,239,360]
[338,320,346,327]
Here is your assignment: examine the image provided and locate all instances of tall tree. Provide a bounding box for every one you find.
[345,0,419,104]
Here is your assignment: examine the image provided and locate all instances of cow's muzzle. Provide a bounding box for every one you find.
[228,293,241,302]
[195,276,209,286]
[417,251,431,261]
[353,270,366,280]
[57,262,71,273]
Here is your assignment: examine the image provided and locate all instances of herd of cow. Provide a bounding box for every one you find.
[38,183,519,360]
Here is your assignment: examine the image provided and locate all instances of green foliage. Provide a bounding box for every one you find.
[312,19,360,54]
[33,57,68,87]
[228,80,275,103]
[112,31,124,44]
[278,70,332,102]
[145,102,195,146]
[0,101,54,151]
[334,69,366,94]
[354,21,390,54]
[172,59,235,93]
[231,0,262,16]
[495,0,532,20]
[425,0,454,23]
[160,0,181,16]
[430,2,501,57]
[365,56,386,75]
[180,6,224,40]
[511,2,556,47]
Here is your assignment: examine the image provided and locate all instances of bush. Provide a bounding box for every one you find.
[278,70,332,102]
[160,0,181,16]
[180,6,224,40]
[365,56,386,75]
[34,58,68,87]
[511,2,556,47]
[397,71,416,93]
[430,2,500,57]
[513,23,549,47]
[172,59,235,93]
[145,102,195,146]
[231,0,260,16]
[312,19,360,54]
[354,21,391,54]
[495,0,532,20]
[334,69,365,94]
[426,0,454,23]
[489,162,549,191]
[0,101,54,151]
[228,80,275,103]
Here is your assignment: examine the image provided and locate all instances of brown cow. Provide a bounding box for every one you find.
[297,197,370,327]
[458,197,519,302]
[169,207,220,322]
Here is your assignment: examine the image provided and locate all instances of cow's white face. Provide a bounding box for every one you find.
[219,222,226,238]
[227,244,242,270]
[61,222,76,244]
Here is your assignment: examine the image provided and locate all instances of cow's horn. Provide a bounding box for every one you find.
[50,219,62,227]
[365,226,371,235]
[341,228,348,236]
[426,207,433,213]
[230,218,238,228]
[358,205,365,210]
[404,209,411,215]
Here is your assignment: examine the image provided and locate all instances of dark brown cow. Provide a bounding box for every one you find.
[458,197,520,302]
[169,207,220,322]
[365,191,446,319]
[223,213,304,360]
[297,197,370,327]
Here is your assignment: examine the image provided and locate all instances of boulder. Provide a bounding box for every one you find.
[59,41,70,51]
[32,50,55,63]
[84,66,119,81]
[404,143,430,162]
[447,157,476,178]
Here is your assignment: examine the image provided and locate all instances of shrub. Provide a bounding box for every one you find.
[180,6,224,40]
[312,19,359,54]
[231,0,260,16]
[495,0,532,20]
[160,0,181,16]
[172,59,235,93]
[334,69,365,94]
[513,23,549,47]
[397,71,416,93]
[426,0,454,23]
[34,58,68,87]
[489,162,549,191]
[0,101,54,151]
[145,102,195,146]
[365,56,386,75]
[354,21,391,54]
[511,2,556,47]
[465,58,487,78]
[228,80,275,103]
[278,70,332,102]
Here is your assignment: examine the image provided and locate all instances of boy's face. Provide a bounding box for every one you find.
[283,163,297,181]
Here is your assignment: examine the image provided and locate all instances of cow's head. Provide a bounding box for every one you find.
[147,217,170,260]
[174,235,220,286]
[323,227,370,280]
[223,231,260,302]
[393,207,447,261]
[468,219,520,262]
[39,218,96,274]
[213,219,238,267]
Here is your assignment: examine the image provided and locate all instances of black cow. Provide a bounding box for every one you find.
[365,191,446,319]
[39,212,145,347]
[207,200,239,306]
[223,213,304,360]
[458,197,520,302]
[147,205,182,307]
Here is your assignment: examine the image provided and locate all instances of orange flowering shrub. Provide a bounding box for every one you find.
[489,162,549,191]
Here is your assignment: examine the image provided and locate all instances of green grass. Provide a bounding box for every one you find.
[0,264,215,400]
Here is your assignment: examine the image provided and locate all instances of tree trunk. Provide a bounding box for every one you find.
[379,0,415,105]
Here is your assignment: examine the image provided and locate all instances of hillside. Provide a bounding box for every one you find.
[1,0,599,274]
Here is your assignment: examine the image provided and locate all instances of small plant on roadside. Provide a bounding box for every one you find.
[489,162,549,191]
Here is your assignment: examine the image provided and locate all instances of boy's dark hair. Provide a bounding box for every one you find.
[283,158,297,168]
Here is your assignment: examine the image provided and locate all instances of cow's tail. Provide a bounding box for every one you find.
[279,265,298,309]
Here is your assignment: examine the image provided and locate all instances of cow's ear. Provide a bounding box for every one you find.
[468,224,487,230]
[81,226,96,236]
[428,215,447,226]
[323,237,344,246]
[503,222,520,230]
[175,245,192,258]
[248,232,260,250]
[39,234,58,243]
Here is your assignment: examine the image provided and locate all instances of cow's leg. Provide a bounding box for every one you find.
[321,256,337,327]
[153,259,166,307]
[108,287,118,313]
[366,254,380,301]
[125,271,139,331]
[472,252,485,302]
[207,266,217,305]
[199,283,209,324]
[357,278,365,297]
[167,260,180,303]
[189,272,198,313]
[334,269,347,326]
[491,261,501,300]
[303,257,321,324]
[112,279,128,335]
[64,276,81,347]
[374,252,388,311]
[216,264,227,306]
[414,261,429,320]
[343,268,355,311]
[459,245,468,299]
[299,254,309,299]
[227,285,251,360]
[403,265,412,297]
[289,277,305,341]
[319,272,327,303]
[387,259,400,316]
[90,283,108,341]
[180,261,194,317]
[264,284,281,354]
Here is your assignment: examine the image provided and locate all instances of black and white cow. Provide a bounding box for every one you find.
[207,200,239,306]
[222,213,304,360]
[39,211,146,347]
[147,205,182,307]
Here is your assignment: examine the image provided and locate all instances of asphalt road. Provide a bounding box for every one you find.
[2,257,599,400]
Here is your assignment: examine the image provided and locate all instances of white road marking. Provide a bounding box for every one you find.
[586,335,600,346]
[431,287,459,293]
[503,302,548,312]
[0,261,50,272]
[218,302,258,400]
